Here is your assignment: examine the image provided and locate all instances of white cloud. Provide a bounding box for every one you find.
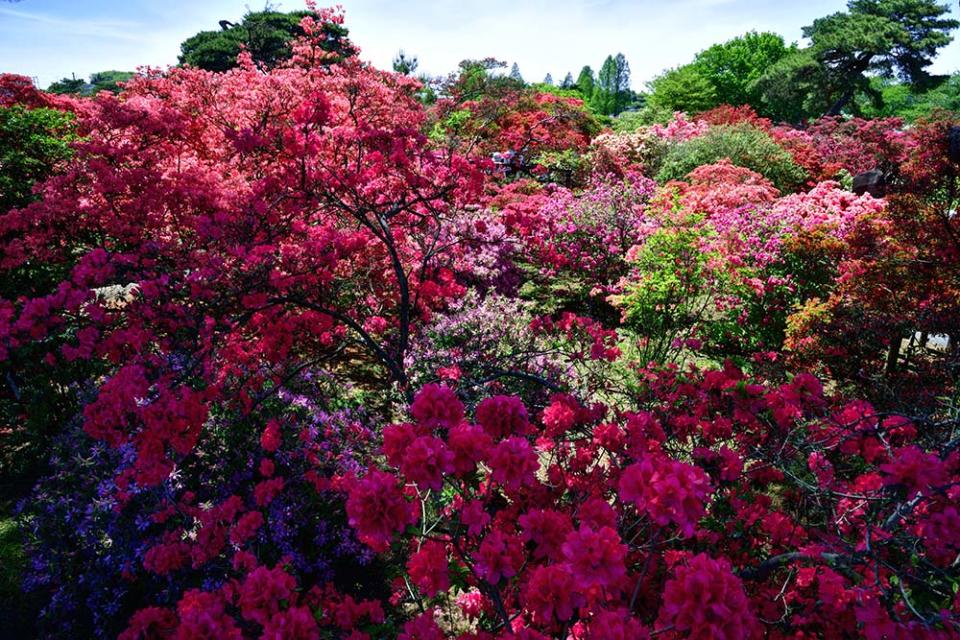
[0,5,144,41]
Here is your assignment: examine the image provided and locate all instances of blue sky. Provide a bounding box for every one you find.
[2,0,960,89]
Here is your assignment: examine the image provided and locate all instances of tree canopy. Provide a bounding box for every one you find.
[591,53,632,116]
[647,64,718,115]
[392,50,419,75]
[178,9,354,72]
[644,32,793,118]
[756,0,959,118]
[47,70,135,95]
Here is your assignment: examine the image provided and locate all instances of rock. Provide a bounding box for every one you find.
[852,169,885,198]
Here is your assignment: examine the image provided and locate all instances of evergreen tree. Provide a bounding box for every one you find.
[509,63,525,84]
[755,0,958,118]
[592,54,631,115]
[543,73,553,86]
[392,50,419,76]
[576,65,595,98]
[179,9,354,72]
[613,53,632,113]
[561,72,575,89]
[46,75,85,94]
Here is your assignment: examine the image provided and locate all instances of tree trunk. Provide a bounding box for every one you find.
[823,54,873,117]
[885,336,901,375]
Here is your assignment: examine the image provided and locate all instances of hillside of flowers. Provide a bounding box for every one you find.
[2,5,960,639]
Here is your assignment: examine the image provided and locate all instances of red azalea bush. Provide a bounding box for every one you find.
[784,113,960,406]
[0,8,483,490]
[100,371,960,638]
[319,371,957,638]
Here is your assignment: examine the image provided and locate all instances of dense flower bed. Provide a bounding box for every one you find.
[2,4,959,639]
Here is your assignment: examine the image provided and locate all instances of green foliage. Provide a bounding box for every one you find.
[0,105,75,212]
[47,71,135,95]
[858,73,960,119]
[644,32,793,118]
[428,108,472,143]
[657,124,808,192]
[614,218,715,363]
[692,32,796,110]
[647,65,718,115]
[533,148,588,186]
[610,110,651,133]
[752,50,834,123]
[0,516,34,637]
[392,50,419,76]
[441,58,521,103]
[0,517,24,599]
[88,70,135,93]
[529,84,583,100]
[755,0,959,117]
[179,10,353,72]
[591,54,632,115]
[576,65,596,98]
[45,76,85,94]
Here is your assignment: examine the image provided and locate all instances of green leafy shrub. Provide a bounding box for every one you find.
[657,123,808,192]
[612,216,718,363]
[0,105,75,212]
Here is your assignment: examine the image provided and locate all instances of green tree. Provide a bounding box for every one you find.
[751,49,834,122]
[46,75,85,94]
[859,72,960,119]
[756,0,958,117]
[441,58,518,102]
[576,65,595,98]
[88,70,135,93]
[0,105,75,212]
[647,65,718,115]
[179,9,354,72]
[592,53,631,115]
[543,73,554,86]
[47,71,134,95]
[561,72,575,89]
[691,31,795,109]
[392,50,419,75]
[509,63,525,84]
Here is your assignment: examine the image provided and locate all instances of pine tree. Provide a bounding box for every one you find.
[561,72,575,89]
[509,63,525,84]
[392,50,419,76]
[576,65,595,98]
[543,73,554,86]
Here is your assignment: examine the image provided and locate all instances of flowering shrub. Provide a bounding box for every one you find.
[649,111,710,142]
[0,6,485,503]
[328,373,960,638]
[430,84,600,178]
[483,174,658,324]
[589,129,669,177]
[18,369,381,638]
[784,114,960,405]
